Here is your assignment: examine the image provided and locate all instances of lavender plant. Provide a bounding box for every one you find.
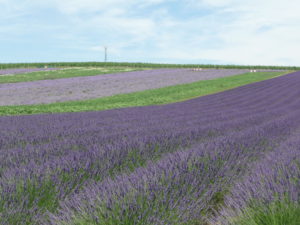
[0,68,59,75]
[212,131,300,225]
[0,71,299,224]
[0,69,250,106]
[46,117,300,225]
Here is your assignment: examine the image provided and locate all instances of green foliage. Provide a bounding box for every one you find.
[59,189,182,225]
[0,61,299,70]
[229,200,300,225]
[0,71,289,116]
[0,177,58,224]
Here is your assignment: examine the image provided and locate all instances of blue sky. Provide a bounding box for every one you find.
[1,0,300,66]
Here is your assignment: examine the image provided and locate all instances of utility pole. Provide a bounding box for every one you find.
[104,46,107,62]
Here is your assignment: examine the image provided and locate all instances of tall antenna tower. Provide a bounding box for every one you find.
[104,46,107,62]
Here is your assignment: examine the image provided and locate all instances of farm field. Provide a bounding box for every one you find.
[0,67,148,84]
[0,68,299,224]
[0,69,289,115]
[1,69,253,106]
[0,67,61,76]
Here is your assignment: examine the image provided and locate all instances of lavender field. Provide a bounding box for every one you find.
[0,71,299,224]
[0,68,60,75]
[0,69,250,106]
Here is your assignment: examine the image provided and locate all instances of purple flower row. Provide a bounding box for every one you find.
[46,112,300,225]
[212,129,300,224]
[0,69,249,105]
[0,71,299,224]
[0,68,59,75]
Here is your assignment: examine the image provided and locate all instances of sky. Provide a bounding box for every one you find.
[1,0,300,66]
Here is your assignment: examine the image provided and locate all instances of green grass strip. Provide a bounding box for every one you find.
[0,71,291,116]
[0,67,148,83]
[228,200,300,225]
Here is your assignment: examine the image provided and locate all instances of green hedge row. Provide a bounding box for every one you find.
[0,61,299,70]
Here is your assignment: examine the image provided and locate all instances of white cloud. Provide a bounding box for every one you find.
[151,0,300,66]
[52,0,128,14]
[1,0,300,65]
[37,0,171,15]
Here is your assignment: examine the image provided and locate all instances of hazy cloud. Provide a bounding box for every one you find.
[1,0,300,65]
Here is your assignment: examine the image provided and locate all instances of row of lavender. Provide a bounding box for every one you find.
[0,69,249,106]
[211,129,300,225]
[46,113,300,225]
[0,68,59,75]
[0,72,299,224]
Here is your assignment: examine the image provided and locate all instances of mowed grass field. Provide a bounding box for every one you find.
[0,65,299,225]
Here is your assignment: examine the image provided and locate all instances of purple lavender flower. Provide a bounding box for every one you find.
[0,71,299,224]
[0,69,249,105]
[0,68,59,75]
